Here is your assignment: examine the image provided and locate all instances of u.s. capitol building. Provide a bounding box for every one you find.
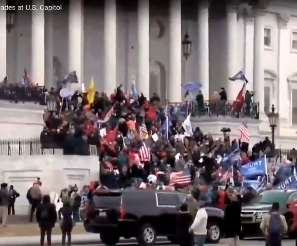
[0,0,296,147]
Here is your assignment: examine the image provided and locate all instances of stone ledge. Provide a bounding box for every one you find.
[0,107,44,123]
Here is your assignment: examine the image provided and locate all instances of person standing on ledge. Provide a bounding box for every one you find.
[0,183,10,226]
[8,185,20,215]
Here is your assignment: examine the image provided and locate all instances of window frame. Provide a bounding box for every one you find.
[264,26,273,50]
[264,86,271,114]
[290,29,297,53]
[290,87,297,126]
[155,192,179,207]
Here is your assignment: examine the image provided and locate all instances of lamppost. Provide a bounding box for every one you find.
[267,104,279,146]
[46,96,57,112]
[182,32,192,60]
[6,0,16,32]
[221,127,231,139]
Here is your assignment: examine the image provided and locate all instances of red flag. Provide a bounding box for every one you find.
[232,82,246,112]
[105,126,117,142]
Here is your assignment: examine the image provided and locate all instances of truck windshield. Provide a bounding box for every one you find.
[252,191,289,205]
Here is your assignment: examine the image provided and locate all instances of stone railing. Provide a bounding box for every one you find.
[184,100,259,119]
[0,85,46,104]
[0,138,98,156]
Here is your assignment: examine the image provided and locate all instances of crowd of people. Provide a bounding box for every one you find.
[1,72,297,246]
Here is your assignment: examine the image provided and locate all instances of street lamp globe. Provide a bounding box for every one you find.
[46,97,57,112]
[182,32,192,60]
[221,127,231,137]
[267,104,279,127]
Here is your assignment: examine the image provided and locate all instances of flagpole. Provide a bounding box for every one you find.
[166,116,169,139]
[264,154,268,176]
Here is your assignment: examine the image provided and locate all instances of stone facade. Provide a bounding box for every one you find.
[0,155,99,215]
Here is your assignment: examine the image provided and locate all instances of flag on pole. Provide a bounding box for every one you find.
[97,106,114,124]
[139,124,149,140]
[0,76,7,87]
[232,81,247,113]
[138,143,150,162]
[229,71,248,83]
[65,71,78,83]
[130,77,138,99]
[20,68,30,87]
[182,113,193,137]
[239,123,249,143]
[87,77,94,104]
[169,169,191,185]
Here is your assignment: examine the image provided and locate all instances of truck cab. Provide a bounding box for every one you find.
[240,189,297,239]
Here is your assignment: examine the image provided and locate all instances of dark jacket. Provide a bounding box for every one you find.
[9,189,20,203]
[36,203,57,229]
[223,200,241,237]
[176,211,192,246]
[60,205,74,230]
[0,188,10,206]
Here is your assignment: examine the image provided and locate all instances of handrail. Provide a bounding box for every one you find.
[0,138,98,156]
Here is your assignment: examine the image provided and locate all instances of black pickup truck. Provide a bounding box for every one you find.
[84,188,224,245]
[240,189,297,239]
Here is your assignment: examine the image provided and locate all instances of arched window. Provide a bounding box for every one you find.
[264,70,277,114]
[287,72,297,125]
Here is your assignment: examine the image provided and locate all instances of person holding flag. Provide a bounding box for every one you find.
[229,71,249,116]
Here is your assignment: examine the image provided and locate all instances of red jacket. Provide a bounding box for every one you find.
[216,190,225,209]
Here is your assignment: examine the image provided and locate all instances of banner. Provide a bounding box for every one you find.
[242,180,261,190]
[240,157,266,177]
[276,175,297,189]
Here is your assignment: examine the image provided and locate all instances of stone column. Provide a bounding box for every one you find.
[253,10,265,114]
[45,7,54,89]
[104,0,117,94]
[0,0,6,81]
[277,14,290,120]
[69,0,84,85]
[226,4,238,99]
[243,12,254,91]
[169,0,182,102]
[137,0,150,96]
[197,0,209,96]
[32,0,45,86]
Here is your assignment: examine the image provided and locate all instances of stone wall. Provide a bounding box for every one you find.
[0,155,99,215]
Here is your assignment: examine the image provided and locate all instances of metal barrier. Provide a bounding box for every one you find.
[187,101,259,119]
[0,139,98,155]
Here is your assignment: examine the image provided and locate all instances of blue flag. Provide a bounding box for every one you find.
[181,82,202,91]
[222,147,240,168]
[240,157,267,177]
[130,80,138,99]
[275,175,297,189]
[229,71,248,83]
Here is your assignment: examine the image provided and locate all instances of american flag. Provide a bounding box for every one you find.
[239,123,249,143]
[138,143,150,162]
[139,124,148,140]
[97,106,114,124]
[169,169,191,185]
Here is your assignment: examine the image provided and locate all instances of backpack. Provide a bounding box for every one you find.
[26,188,32,203]
[267,213,282,235]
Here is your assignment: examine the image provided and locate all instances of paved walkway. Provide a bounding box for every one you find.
[0,234,100,245]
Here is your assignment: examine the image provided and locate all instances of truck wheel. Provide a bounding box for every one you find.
[137,223,156,246]
[207,221,221,243]
[100,232,119,245]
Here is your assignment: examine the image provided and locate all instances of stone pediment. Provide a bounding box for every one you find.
[264,69,277,80]
[287,72,297,82]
